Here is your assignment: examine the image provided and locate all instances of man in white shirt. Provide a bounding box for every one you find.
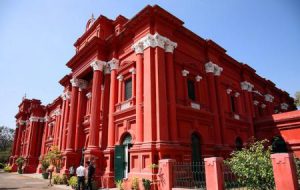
[76,163,85,190]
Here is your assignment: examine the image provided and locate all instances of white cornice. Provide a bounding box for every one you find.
[131,33,177,54]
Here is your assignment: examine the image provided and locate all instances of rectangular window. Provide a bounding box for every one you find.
[187,79,196,101]
[125,78,132,101]
[230,96,236,113]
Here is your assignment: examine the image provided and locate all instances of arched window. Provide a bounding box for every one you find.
[235,137,243,151]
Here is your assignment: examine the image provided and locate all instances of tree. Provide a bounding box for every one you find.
[224,138,275,190]
[0,126,15,151]
[295,91,300,107]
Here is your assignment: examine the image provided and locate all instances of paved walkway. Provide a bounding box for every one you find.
[0,170,71,190]
[0,170,118,190]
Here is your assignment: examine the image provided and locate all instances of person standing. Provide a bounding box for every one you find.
[86,161,95,190]
[76,163,85,190]
[47,162,55,186]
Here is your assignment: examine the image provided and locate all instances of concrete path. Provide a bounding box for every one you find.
[0,170,71,190]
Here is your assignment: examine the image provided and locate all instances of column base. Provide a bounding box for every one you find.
[61,151,80,174]
[23,156,39,173]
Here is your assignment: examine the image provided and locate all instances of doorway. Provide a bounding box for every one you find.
[114,134,132,181]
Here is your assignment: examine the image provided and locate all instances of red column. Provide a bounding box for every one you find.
[88,60,105,149]
[117,75,123,103]
[271,153,299,190]
[165,50,178,141]
[62,92,70,151]
[204,157,224,190]
[11,125,19,157]
[65,78,79,152]
[155,47,169,141]
[205,62,222,145]
[101,68,111,149]
[75,80,87,152]
[107,59,119,147]
[15,122,25,156]
[143,47,156,141]
[135,53,143,142]
[58,98,66,149]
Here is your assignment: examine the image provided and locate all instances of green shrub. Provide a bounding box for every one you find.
[295,157,300,179]
[41,158,49,173]
[16,156,25,174]
[4,164,12,172]
[225,139,275,190]
[0,163,4,169]
[131,177,139,190]
[142,178,151,190]
[115,180,124,190]
[68,176,78,189]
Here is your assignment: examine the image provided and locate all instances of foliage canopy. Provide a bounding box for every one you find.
[225,139,275,190]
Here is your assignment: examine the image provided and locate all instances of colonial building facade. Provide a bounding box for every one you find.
[9,5,296,187]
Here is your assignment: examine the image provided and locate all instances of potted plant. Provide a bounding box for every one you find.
[68,176,78,189]
[115,180,124,190]
[149,163,159,174]
[41,158,50,179]
[131,177,139,190]
[142,178,151,190]
[16,156,25,174]
[4,164,12,172]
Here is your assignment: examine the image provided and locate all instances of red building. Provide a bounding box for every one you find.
[9,5,297,187]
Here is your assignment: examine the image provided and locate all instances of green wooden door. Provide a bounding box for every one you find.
[114,145,125,181]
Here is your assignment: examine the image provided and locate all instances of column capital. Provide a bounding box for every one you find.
[108,58,119,70]
[129,68,136,75]
[78,79,88,90]
[131,33,177,54]
[195,75,202,82]
[18,120,26,125]
[29,116,45,123]
[70,78,80,87]
[90,60,105,71]
[86,92,92,99]
[205,61,223,76]
[61,91,71,100]
[264,94,274,102]
[117,75,124,81]
[240,81,254,92]
[181,69,189,77]
[281,103,289,110]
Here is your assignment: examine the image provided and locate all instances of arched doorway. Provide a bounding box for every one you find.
[235,137,243,151]
[272,136,287,153]
[114,134,132,181]
[191,133,202,162]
